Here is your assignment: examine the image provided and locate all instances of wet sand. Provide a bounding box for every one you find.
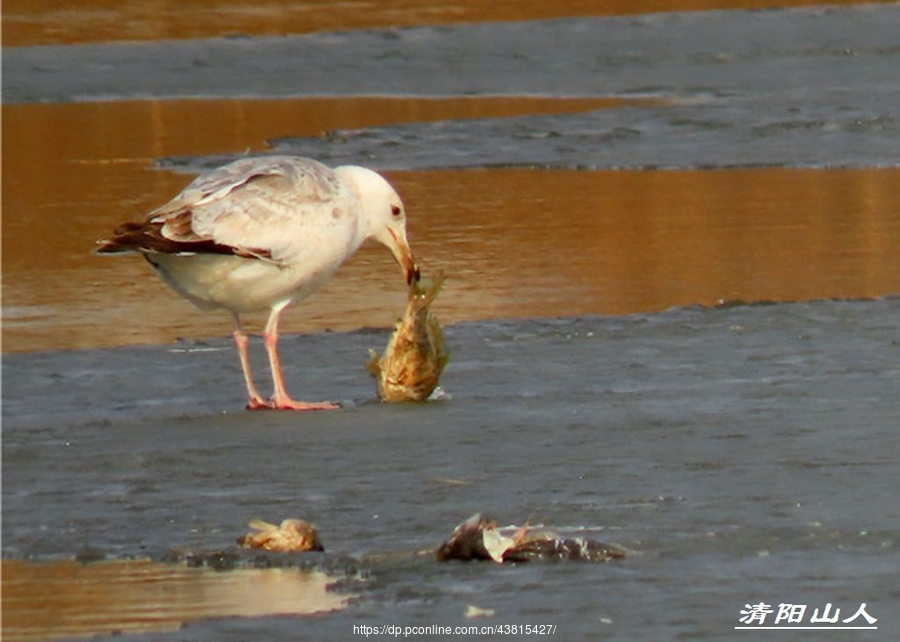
[3,2,900,640]
[8,4,900,107]
[4,301,900,639]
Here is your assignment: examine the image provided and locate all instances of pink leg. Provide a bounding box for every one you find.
[232,315,271,410]
[262,305,339,411]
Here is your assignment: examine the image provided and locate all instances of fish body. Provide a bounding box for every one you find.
[435,513,626,563]
[367,273,448,402]
[237,518,324,553]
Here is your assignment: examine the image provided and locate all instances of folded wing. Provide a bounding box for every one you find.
[97,156,358,265]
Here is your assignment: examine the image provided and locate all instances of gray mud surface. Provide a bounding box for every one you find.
[8,5,900,171]
[4,3,900,639]
[4,300,900,639]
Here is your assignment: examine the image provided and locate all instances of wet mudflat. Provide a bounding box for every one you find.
[3,1,900,640]
[4,301,900,639]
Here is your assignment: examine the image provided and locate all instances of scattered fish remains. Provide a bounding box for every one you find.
[237,519,324,553]
[367,273,448,402]
[179,512,624,570]
[435,513,626,563]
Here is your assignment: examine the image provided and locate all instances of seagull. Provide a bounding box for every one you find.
[97,155,419,410]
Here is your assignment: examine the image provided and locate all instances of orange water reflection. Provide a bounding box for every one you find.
[396,166,900,316]
[1,559,348,641]
[3,0,885,46]
[4,98,900,354]
[0,96,656,352]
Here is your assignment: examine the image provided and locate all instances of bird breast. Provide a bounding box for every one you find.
[147,251,344,314]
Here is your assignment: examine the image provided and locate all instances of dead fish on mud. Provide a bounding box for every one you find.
[366,273,448,402]
[435,513,625,563]
[237,519,324,553]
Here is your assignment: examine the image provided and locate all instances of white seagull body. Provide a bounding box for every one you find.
[98,155,418,410]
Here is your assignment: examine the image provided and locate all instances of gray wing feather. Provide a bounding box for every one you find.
[149,156,359,263]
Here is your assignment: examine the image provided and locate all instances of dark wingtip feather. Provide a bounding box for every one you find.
[94,236,138,254]
[94,221,274,260]
[95,222,156,254]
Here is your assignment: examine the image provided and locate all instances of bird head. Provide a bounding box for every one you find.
[335,165,420,284]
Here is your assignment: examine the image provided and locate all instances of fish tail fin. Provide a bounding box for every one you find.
[411,271,446,307]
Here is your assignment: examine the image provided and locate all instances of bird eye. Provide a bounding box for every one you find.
[391,205,402,217]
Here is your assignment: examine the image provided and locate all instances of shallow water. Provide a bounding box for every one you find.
[1,560,347,642]
[4,0,880,46]
[3,95,668,352]
[4,96,900,352]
